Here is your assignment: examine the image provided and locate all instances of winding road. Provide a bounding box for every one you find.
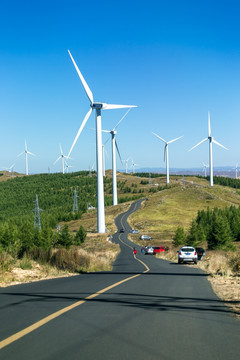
[0,199,239,359]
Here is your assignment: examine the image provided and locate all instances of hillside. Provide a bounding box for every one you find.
[127,177,240,243]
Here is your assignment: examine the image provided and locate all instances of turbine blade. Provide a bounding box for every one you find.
[212,139,228,150]
[102,130,111,133]
[17,151,25,157]
[152,132,167,144]
[68,107,93,158]
[103,104,137,110]
[54,156,61,165]
[208,111,211,137]
[104,137,110,145]
[115,140,123,164]
[168,135,183,144]
[59,144,63,154]
[68,50,94,105]
[27,151,36,156]
[113,108,132,130]
[188,138,208,152]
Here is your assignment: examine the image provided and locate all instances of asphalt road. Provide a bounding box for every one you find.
[0,199,239,359]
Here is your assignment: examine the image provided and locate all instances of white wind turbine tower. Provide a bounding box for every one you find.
[189,112,228,187]
[54,144,70,174]
[202,162,209,177]
[18,141,36,175]
[102,143,109,177]
[152,132,183,184]
[122,158,130,173]
[102,108,131,205]
[67,50,137,233]
[233,163,239,179]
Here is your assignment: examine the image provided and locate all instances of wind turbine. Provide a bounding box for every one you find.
[122,159,130,173]
[67,50,137,233]
[64,161,73,173]
[1,163,15,177]
[202,162,209,177]
[102,108,131,205]
[188,112,228,187]
[233,163,239,179]
[152,132,183,184]
[54,144,70,174]
[131,159,139,174]
[17,141,36,175]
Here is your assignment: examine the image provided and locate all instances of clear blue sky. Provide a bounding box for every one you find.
[1,0,240,174]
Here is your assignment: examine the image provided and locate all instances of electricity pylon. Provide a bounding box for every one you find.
[73,187,78,213]
[34,194,42,230]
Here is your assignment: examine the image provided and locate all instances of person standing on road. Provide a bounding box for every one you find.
[133,247,137,255]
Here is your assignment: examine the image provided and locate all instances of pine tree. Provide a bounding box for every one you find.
[57,225,73,249]
[208,213,234,250]
[74,225,86,245]
[173,226,186,247]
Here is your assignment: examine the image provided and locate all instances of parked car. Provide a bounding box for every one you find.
[195,247,206,260]
[139,235,152,240]
[130,229,139,234]
[144,246,154,255]
[178,246,198,264]
[153,246,165,255]
[119,228,125,233]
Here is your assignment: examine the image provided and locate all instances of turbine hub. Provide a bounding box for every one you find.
[92,103,103,109]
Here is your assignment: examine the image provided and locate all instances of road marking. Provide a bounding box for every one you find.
[0,274,141,350]
[118,200,150,273]
[1,200,147,350]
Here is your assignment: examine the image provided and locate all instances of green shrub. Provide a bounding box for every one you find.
[173,226,186,247]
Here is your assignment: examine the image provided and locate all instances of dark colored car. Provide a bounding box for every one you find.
[195,247,206,260]
[119,228,125,233]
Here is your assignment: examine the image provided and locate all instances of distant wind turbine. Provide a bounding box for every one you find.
[122,158,130,173]
[1,163,15,177]
[131,159,139,174]
[188,112,228,187]
[102,108,131,205]
[233,163,239,179]
[54,144,70,174]
[202,162,209,177]
[17,141,36,175]
[64,161,73,173]
[152,132,183,184]
[67,50,137,233]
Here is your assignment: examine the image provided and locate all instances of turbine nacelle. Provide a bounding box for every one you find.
[92,103,104,109]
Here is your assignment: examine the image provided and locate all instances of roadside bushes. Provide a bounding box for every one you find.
[0,221,87,258]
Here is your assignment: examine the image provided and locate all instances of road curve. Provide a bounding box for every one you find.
[0,199,239,360]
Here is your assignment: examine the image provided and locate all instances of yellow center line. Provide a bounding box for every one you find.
[0,273,141,350]
[0,200,148,350]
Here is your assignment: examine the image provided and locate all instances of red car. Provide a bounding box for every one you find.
[153,246,165,255]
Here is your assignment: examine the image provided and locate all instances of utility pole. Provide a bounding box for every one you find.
[73,187,79,213]
[34,194,42,230]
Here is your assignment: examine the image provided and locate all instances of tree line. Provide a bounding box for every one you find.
[174,205,240,250]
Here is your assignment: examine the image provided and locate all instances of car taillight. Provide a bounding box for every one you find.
[194,252,197,255]
[179,251,182,255]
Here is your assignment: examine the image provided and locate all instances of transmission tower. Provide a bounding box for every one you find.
[34,194,42,230]
[149,172,152,186]
[73,187,79,213]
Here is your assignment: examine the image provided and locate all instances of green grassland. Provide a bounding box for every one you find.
[128,178,240,243]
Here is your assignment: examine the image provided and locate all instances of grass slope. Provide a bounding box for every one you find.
[128,179,240,242]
